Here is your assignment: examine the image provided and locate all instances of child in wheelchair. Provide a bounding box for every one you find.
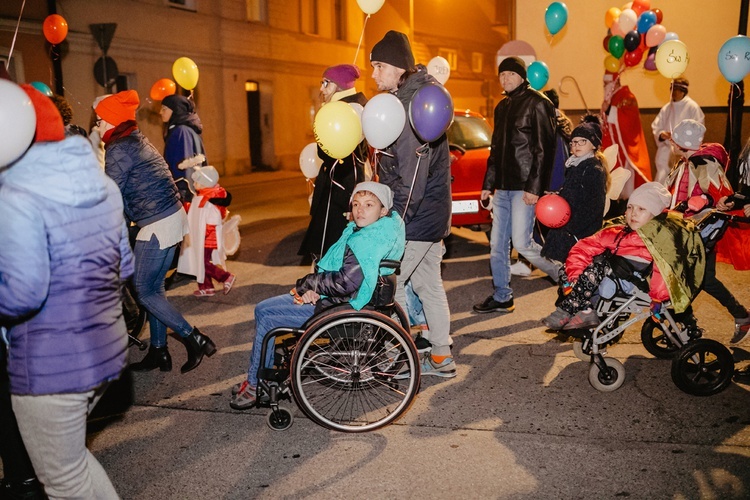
[542,182,705,332]
[230,182,405,410]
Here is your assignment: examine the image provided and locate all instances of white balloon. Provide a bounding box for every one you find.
[0,80,36,167]
[361,93,406,150]
[299,142,323,178]
[617,8,637,34]
[356,0,385,15]
[349,102,365,142]
[427,56,451,85]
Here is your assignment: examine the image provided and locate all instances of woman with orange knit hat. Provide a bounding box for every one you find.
[94,90,217,374]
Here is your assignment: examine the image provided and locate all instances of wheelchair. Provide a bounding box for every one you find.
[565,207,750,396]
[252,260,421,432]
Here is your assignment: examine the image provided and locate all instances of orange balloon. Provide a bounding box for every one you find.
[150,78,177,101]
[43,14,68,45]
[605,7,621,29]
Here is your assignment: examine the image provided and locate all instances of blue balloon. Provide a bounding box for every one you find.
[718,35,750,83]
[30,81,53,97]
[663,32,679,43]
[409,84,454,143]
[636,11,657,34]
[527,61,550,91]
[545,2,568,36]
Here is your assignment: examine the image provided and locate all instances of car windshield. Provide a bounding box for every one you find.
[447,114,492,150]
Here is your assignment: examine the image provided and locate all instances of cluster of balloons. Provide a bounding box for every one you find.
[544,2,568,36]
[148,57,198,102]
[43,14,68,45]
[718,35,750,83]
[310,83,454,165]
[603,1,688,79]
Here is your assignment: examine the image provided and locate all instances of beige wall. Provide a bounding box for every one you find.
[516,0,743,110]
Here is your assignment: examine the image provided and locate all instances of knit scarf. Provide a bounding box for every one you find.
[316,212,405,310]
[102,121,138,146]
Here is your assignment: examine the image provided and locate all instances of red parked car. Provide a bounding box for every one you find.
[447,110,493,232]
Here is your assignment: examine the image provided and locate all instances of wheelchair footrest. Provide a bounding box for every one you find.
[259,368,289,383]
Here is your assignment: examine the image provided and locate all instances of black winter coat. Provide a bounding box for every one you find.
[298,92,369,258]
[483,82,557,196]
[378,66,451,242]
[541,156,607,262]
[105,129,182,227]
[295,248,364,313]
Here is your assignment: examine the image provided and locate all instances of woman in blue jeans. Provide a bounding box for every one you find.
[96,90,217,373]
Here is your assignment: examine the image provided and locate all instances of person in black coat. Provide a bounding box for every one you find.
[541,115,609,263]
[298,64,369,261]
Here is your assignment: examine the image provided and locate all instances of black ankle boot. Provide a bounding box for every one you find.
[181,327,217,373]
[129,345,172,372]
[0,477,46,500]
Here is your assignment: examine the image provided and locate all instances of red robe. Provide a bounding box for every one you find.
[601,85,652,198]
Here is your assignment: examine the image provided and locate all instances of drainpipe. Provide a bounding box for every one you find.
[47,0,64,95]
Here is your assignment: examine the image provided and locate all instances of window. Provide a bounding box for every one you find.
[167,0,197,12]
[301,0,319,35]
[438,48,458,71]
[333,0,346,41]
[472,52,483,73]
[247,0,268,23]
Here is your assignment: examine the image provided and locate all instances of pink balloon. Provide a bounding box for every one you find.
[645,24,666,47]
[610,20,625,38]
[618,8,637,33]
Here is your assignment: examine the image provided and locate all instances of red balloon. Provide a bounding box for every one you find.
[535,194,571,228]
[652,8,663,24]
[624,47,645,67]
[603,35,612,52]
[150,78,177,101]
[43,14,68,45]
[631,0,651,16]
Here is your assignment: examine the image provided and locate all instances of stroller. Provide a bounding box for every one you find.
[558,198,750,396]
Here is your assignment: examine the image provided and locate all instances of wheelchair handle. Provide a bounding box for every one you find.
[380,259,401,270]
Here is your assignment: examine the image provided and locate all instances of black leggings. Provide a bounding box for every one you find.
[558,260,609,315]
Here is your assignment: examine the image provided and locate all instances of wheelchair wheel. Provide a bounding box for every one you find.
[640,318,681,359]
[290,310,420,433]
[588,358,625,392]
[671,339,734,397]
[266,404,294,431]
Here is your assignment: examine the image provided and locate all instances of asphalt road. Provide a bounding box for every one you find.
[83,172,750,499]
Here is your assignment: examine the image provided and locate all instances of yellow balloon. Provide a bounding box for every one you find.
[655,40,689,79]
[313,101,362,160]
[605,7,621,29]
[604,55,621,73]
[172,57,199,90]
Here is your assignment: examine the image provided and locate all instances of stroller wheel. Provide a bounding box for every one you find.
[671,339,733,396]
[267,404,294,431]
[588,358,625,392]
[641,318,682,359]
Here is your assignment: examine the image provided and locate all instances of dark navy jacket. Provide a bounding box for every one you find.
[104,129,182,227]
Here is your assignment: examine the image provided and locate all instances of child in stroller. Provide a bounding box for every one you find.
[542,182,705,332]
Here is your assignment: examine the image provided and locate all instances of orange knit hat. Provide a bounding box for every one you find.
[95,90,140,126]
[20,84,65,143]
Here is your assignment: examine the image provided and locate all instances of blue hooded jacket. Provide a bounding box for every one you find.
[0,136,133,395]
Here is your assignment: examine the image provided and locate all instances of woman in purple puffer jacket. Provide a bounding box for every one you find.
[0,84,133,498]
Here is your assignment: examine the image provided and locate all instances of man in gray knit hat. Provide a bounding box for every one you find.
[474,56,559,314]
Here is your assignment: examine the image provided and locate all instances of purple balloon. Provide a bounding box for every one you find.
[409,84,454,143]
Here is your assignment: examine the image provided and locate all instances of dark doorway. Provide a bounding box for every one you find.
[245,80,268,171]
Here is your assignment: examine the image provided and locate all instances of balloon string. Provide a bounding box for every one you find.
[7,0,26,64]
[353,14,370,65]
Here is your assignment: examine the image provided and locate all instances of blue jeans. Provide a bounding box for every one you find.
[247,294,315,387]
[133,234,193,347]
[490,190,561,302]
